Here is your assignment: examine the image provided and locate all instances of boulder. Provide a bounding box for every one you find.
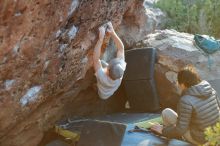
[136,29,220,109]
[117,0,166,48]
[0,0,140,145]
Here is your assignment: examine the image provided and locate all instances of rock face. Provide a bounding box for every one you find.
[2,0,218,145]
[0,0,150,146]
[117,0,166,48]
[136,29,220,109]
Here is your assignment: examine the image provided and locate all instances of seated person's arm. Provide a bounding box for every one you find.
[162,98,192,138]
[216,95,220,108]
[107,22,125,60]
[93,26,106,72]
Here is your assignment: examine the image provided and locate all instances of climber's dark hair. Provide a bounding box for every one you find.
[177,65,202,88]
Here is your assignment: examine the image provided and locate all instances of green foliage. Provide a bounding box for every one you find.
[204,122,220,146]
[154,0,220,38]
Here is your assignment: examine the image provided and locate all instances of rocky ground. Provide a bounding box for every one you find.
[0,0,219,146]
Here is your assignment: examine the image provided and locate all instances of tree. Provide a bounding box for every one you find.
[154,0,220,38]
[204,122,220,146]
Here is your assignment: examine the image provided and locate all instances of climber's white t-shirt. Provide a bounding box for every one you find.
[95,59,126,100]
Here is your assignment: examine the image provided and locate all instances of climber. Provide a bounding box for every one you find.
[150,65,220,145]
[93,22,126,100]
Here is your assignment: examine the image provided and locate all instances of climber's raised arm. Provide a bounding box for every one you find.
[93,26,106,72]
[106,22,125,59]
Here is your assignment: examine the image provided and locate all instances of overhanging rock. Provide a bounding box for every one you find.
[0,0,146,145]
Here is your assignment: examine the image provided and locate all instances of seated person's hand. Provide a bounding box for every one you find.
[99,26,106,40]
[150,123,163,135]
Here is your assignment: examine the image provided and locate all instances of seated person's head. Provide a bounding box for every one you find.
[108,59,124,80]
[177,65,202,90]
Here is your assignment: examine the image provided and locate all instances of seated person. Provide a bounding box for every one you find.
[150,65,220,145]
[93,22,126,100]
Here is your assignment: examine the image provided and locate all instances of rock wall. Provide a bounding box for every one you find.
[2,0,218,145]
[0,0,151,145]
